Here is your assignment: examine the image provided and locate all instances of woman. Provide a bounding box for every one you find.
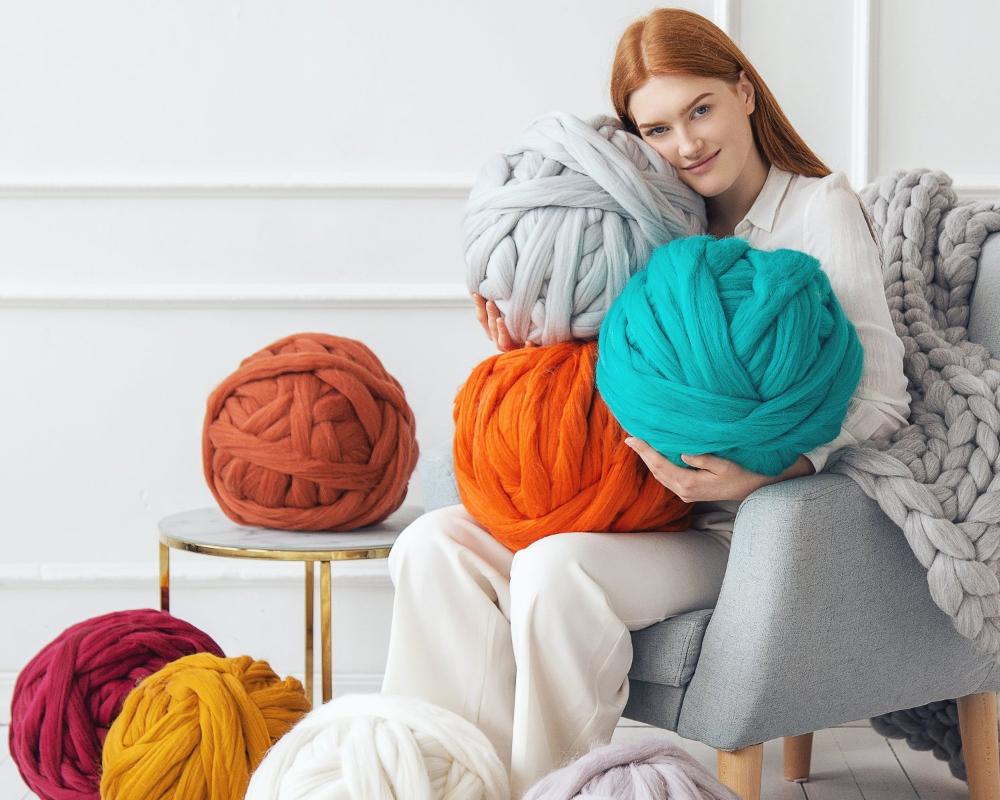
[381,8,911,797]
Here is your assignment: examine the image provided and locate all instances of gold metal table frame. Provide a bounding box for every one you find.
[157,507,415,706]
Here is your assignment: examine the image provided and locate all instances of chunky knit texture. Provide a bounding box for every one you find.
[8,609,223,800]
[596,234,864,476]
[203,332,418,531]
[463,111,706,345]
[820,168,1000,782]
[521,739,739,800]
[100,653,310,800]
[245,693,510,799]
[453,340,692,551]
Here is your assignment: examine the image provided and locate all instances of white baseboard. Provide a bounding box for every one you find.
[0,559,399,727]
[0,670,385,726]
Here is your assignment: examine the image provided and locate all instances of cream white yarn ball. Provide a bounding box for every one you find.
[244,692,510,799]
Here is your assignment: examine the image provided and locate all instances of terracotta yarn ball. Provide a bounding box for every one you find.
[453,340,692,551]
[203,332,419,531]
[8,609,224,800]
[100,653,311,800]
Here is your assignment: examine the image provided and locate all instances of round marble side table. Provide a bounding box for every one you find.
[157,504,422,705]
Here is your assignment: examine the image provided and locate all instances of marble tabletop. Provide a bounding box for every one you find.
[158,504,424,557]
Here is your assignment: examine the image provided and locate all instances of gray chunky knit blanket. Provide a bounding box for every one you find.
[825,168,1000,781]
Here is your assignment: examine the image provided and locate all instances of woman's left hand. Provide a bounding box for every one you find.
[624,436,771,503]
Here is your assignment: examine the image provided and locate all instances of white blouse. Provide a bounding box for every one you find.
[688,162,912,545]
[740,163,911,471]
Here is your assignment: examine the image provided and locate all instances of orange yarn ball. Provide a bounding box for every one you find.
[453,340,692,551]
[203,332,418,531]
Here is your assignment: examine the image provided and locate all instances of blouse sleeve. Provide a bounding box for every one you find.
[800,172,911,473]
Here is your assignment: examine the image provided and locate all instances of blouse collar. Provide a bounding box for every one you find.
[740,162,794,234]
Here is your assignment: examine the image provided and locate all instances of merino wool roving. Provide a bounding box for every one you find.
[521,739,739,799]
[245,692,510,799]
[203,332,418,531]
[100,652,310,800]
[596,235,864,477]
[453,340,692,551]
[463,111,707,345]
[8,609,223,800]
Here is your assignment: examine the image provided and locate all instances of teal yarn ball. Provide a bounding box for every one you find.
[595,234,864,476]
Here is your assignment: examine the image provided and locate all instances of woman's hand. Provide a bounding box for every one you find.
[624,437,772,503]
[472,293,538,352]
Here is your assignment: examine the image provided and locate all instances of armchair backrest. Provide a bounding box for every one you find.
[969,230,1000,358]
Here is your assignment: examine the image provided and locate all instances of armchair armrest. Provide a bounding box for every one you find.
[675,473,998,751]
[417,442,461,511]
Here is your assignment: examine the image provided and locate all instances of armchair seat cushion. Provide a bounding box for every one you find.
[628,609,714,688]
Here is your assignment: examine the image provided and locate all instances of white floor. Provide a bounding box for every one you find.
[1,719,969,799]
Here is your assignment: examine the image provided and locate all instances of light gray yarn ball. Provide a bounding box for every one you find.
[462,111,707,345]
[521,738,739,799]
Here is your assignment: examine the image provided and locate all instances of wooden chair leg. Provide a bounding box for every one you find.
[783,732,813,782]
[957,691,1000,800]
[717,743,763,800]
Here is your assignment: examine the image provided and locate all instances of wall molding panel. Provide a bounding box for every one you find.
[0,559,391,589]
[851,0,876,189]
[713,0,741,42]
[0,282,471,309]
[0,176,475,200]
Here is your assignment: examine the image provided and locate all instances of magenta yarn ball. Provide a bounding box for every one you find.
[8,608,224,800]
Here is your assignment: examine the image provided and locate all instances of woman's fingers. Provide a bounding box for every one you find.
[626,438,685,489]
[497,317,514,351]
[486,300,501,344]
[474,295,539,351]
[472,293,492,339]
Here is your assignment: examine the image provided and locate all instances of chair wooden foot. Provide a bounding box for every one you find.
[957,691,1000,800]
[783,732,813,782]
[717,743,763,800]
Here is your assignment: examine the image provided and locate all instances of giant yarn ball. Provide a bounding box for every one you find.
[453,340,692,551]
[245,692,510,800]
[8,609,223,800]
[100,652,310,800]
[203,332,418,531]
[521,738,739,799]
[596,235,864,476]
[463,110,706,345]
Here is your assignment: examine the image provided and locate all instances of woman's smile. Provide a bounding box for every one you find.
[685,149,721,174]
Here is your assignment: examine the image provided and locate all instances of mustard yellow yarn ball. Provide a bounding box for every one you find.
[100,652,310,800]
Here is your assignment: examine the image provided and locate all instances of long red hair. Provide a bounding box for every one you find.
[610,8,830,179]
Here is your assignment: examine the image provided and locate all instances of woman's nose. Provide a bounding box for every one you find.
[677,133,704,157]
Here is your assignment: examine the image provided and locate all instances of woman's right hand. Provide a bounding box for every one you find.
[472,293,538,352]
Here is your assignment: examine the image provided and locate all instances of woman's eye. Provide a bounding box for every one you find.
[646,106,709,138]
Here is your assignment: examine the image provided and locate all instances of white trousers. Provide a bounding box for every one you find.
[380,503,733,799]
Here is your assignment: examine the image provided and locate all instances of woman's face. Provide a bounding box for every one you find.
[628,71,756,197]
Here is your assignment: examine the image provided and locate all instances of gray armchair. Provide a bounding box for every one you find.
[418,230,1000,800]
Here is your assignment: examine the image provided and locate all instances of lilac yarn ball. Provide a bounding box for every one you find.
[521,739,739,800]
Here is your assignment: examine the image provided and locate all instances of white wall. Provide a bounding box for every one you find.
[2,0,998,717]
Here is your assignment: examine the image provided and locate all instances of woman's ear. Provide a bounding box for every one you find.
[739,70,756,115]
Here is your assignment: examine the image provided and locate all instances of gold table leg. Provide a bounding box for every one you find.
[321,560,332,703]
[159,542,170,612]
[305,561,314,707]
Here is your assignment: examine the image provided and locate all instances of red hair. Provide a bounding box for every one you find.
[610,8,830,179]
